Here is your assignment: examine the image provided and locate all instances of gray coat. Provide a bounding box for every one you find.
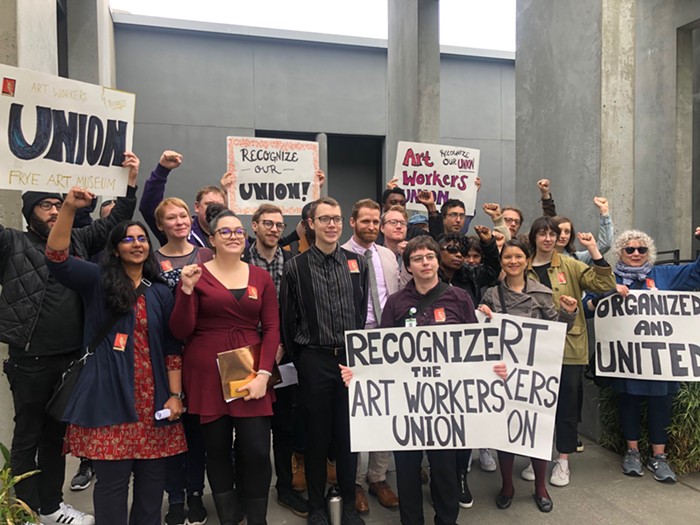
[480,278,576,330]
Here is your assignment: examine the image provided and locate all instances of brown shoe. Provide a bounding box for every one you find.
[327,459,337,485]
[292,452,306,492]
[368,480,399,509]
[355,484,369,514]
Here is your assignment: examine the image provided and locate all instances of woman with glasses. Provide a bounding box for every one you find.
[527,217,615,487]
[45,187,187,525]
[587,229,700,482]
[170,207,279,525]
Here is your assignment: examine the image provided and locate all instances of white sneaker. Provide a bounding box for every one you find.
[521,462,535,481]
[40,502,95,525]
[479,449,497,472]
[550,458,570,487]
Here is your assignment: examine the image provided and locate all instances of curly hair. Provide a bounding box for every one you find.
[613,230,657,265]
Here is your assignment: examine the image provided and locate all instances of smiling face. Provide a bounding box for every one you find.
[500,244,528,279]
[210,215,246,256]
[620,239,649,267]
[310,203,343,247]
[556,221,572,249]
[159,203,192,241]
[380,210,407,243]
[252,211,285,249]
[350,206,381,246]
[116,224,150,266]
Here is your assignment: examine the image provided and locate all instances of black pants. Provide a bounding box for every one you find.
[201,415,271,498]
[165,412,207,503]
[4,354,78,514]
[555,365,583,454]
[296,348,357,511]
[271,383,302,492]
[92,458,167,525]
[394,449,458,525]
[619,393,674,444]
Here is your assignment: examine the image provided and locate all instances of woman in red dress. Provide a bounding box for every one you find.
[170,208,279,525]
[45,187,187,525]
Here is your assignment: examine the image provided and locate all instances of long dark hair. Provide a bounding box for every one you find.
[101,220,162,314]
[553,216,576,255]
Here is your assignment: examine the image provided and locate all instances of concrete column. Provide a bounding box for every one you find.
[67,0,116,86]
[0,0,58,449]
[386,0,440,179]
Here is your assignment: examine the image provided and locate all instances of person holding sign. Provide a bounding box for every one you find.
[342,236,507,525]
[479,239,578,513]
[527,216,616,487]
[45,187,187,525]
[170,208,280,525]
[588,229,700,482]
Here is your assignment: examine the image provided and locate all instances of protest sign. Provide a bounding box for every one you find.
[226,136,320,215]
[594,290,700,381]
[393,141,480,214]
[0,64,135,195]
[345,313,566,460]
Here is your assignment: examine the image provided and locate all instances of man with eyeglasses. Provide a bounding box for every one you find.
[341,199,400,515]
[280,197,369,525]
[0,154,140,525]
[243,203,309,518]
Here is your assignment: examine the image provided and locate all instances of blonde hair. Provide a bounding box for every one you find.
[155,197,190,228]
[613,230,657,265]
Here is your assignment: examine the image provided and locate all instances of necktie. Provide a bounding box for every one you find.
[365,249,382,323]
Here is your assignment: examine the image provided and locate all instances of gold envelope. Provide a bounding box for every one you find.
[217,344,281,402]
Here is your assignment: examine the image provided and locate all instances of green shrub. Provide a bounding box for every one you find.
[0,442,39,524]
[598,383,700,475]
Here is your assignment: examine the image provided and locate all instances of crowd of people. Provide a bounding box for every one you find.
[2,148,700,525]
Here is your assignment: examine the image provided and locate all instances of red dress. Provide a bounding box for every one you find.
[66,296,187,459]
[170,264,280,423]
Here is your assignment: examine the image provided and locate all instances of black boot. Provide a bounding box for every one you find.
[212,490,239,525]
[245,497,269,525]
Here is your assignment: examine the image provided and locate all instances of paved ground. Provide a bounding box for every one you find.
[62,437,700,524]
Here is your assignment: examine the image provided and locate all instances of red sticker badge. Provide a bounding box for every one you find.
[646,278,656,290]
[2,78,16,97]
[347,260,360,273]
[113,333,128,352]
[247,286,258,300]
[160,260,174,272]
[557,272,567,285]
[433,308,446,323]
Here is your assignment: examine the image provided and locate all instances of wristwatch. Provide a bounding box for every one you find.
[170,391,186,400]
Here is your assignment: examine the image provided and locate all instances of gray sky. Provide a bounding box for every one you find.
[109,0,515,51]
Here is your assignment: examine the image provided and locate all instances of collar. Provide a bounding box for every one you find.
[348,236,376,256]
[250,242,283,264]
[309,243,343,264]
[528,250,561,271]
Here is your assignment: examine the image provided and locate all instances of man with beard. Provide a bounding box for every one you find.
[341,199,400,515]
[243,203,309,518]
[0,153,140,525]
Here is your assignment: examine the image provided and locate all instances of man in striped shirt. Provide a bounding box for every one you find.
[280,197,369,525]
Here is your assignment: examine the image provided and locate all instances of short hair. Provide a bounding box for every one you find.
[528,216,560,253]
[613,230,657,265]
[464,235,483,256]
[195,185,226,203]
[440,199,466,216]
[309,196,341,220]
[552,216,576,255]
[252,203,283,223]
[154,197,190,228]
[403,235,441,269]
[381,205,408,223]
[501,238,531,260]
[351,198,381,220]
[503,206,524,225]
[380,187,406,206]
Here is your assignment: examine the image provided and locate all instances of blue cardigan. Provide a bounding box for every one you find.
[47,255,180,427]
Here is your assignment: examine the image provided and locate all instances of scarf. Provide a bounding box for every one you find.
[614,261,653,286]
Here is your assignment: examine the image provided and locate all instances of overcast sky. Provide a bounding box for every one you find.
[109,0,515,52]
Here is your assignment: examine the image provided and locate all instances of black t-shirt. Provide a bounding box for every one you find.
[532,262,553,290]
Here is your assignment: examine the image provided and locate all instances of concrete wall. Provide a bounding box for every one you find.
[112,18,515,232]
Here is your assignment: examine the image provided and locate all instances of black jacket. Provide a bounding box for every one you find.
[0,186,137,352]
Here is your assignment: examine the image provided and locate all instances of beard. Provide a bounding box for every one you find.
[29,214,53,239]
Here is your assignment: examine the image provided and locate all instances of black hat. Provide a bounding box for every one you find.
[21,192,63,223]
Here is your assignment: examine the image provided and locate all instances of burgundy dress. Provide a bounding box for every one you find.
[170,264,280,423]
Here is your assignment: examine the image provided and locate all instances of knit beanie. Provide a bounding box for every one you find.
[21,192,64,222]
